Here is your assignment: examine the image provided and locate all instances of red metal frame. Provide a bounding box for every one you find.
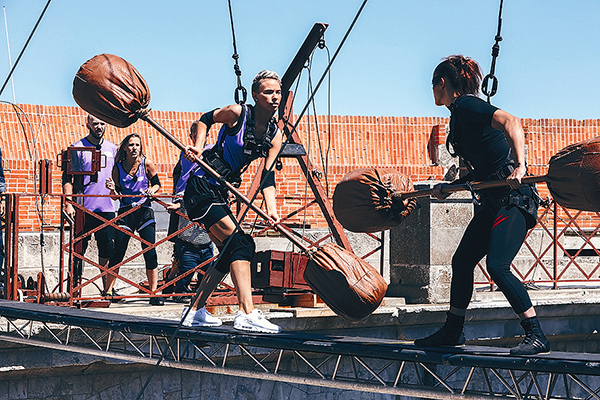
[475,199,600,290]
[58,147,102,176]
[7,192,600,307]
[0,189,384,308]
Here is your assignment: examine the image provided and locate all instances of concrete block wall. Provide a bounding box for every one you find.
[0,358,396,400]
[388,185,473,304]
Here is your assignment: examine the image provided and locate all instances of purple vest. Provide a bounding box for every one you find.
[175,152,197,195]
[117,157,149,208]
[192,105,277,184]
[71,137,117,212]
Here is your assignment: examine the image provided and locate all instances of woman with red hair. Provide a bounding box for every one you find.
[415,55,549,355]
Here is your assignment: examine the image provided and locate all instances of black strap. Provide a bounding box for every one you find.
[227,0,247,105]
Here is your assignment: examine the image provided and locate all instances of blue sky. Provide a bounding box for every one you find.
[1,1,599,120]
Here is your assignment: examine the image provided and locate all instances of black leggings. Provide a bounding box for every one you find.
[450,205,532,314]
[109,223,158,271]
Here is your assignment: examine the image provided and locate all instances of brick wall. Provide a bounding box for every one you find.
[1,103,599,231]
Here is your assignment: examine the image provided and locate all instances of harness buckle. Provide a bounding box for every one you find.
[465,181,482,206]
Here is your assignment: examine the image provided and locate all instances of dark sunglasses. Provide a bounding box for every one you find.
[432,75,442,87]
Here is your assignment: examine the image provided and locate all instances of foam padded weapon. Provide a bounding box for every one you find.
[73,53,149,128]
[544,137,600,211]
[303,242,388,321]
[333,137,600,233]
[333,168,417,233]
[72,53,386,322]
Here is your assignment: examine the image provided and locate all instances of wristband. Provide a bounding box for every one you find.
[260,169,276,189]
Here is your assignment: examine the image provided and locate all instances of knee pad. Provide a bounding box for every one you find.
[215,231,255,273]
[214,245,230,273]
[229,231,256,262]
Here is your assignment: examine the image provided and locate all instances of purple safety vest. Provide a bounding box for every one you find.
[192,105,277,185]
[117,157,149,208]
[175,152,197,195]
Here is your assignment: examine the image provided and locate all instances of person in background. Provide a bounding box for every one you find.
[105,133,163,306]
[414,55,548,355]
[62,114,117,294]
[181,70,283,333]
[165,120,214,304]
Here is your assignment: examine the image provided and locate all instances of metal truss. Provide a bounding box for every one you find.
[1,302,600,399]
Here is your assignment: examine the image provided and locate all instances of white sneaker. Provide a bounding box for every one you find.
[181,306,222,327]
[233,309,281,333]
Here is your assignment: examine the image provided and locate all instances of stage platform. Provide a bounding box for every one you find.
[1,298,600,399]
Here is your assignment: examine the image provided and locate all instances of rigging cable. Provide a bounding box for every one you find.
[301,43,333,236]
[0,0,52,292]
[481,0,504,103]
[227,0,247,105]
[235,0,369,246]
[302,60,313,236]
[137,4,370,396]
[0,0,51,97]
[307,40,332,196]
[285,0,368,138]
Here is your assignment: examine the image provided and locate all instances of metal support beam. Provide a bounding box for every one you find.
[1,301,600,399]
[241,22,352,250]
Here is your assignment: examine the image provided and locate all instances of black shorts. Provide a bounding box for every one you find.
[117,206,155,232]
[183,175,231,229]
[81,211,116,254]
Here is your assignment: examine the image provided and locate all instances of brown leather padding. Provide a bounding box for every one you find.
[72,54,150,128]
[304,243,387,322]
[333,168,416,233]
[547,136,600,212]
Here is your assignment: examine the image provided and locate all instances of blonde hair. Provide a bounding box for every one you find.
[251,70,281,93]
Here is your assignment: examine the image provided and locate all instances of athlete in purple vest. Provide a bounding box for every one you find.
[62,114,117,290]
[105,133,163,305]
[181,70,283,333]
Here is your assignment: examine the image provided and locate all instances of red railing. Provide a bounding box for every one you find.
[475,200,600,290]
[0,192,384,308]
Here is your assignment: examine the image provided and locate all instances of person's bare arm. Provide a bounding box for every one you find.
[261,129,283,223]
[492,109,527,189]
[105,166,121,200]
[62,180,76,219]
[184,105,243,160]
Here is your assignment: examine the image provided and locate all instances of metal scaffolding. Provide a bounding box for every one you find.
[1,300,600,399]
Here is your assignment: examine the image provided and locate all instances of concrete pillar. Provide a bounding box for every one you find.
[387,182,473,304]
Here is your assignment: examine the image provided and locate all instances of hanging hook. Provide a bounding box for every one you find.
[234,85,247,105]
[482,0,504,103]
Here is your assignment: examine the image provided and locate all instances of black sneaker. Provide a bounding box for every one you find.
[510,333,550,355]
[172,296,191,304]
[101,290,124,303]
[414,329,466,348]
[150,297,165,306]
